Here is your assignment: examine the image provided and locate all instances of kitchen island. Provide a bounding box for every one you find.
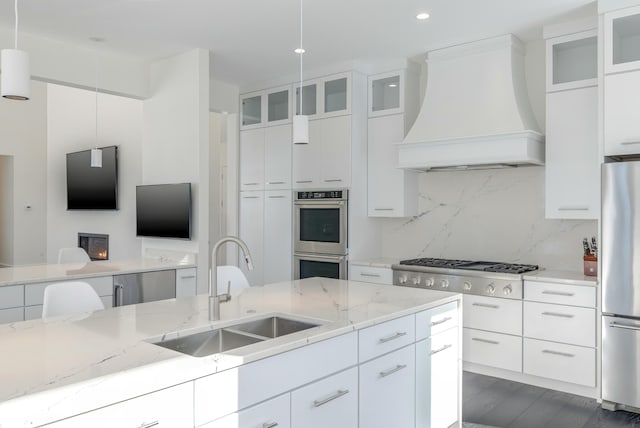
[0,278,461,428]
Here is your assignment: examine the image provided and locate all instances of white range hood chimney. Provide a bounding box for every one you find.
[397,34,544,171]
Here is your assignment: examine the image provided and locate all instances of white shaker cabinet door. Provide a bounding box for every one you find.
[202,393,291,428]
[604,70,640,156]
[320,115,351,188]
[239,191,264,286]
[263,190,292,284]
[292,119,321,189]
[240,128,265,191]
[264,124,292,190]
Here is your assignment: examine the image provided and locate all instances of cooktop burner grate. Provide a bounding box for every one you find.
[399,258,538,274]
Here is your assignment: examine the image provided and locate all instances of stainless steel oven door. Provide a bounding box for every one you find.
[294,253,348,280]
[294,200,348,255]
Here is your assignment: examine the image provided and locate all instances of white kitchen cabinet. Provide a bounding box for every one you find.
[416,326,459,428]
[524,280,596,307]
[463,294,522,336]
[267,86,292,125]
[0,284,24,323]
[524,301,595,348]
[604,70,640,155]
[239,191,264,286]
[545,87,599,219]
[323,73,351,117]
[240,92,263,129]
[604,5,640,75]
[463,328,523,372]
[240,86,292,130]
[359,345,415,428]
[369,71,404,117]
[264,125,292,190]
[523,338,596,387]
[202,393,291,428]
[415,301,459,340]
[293,116,351,189]
[46,382,194,427]
[367,114,417,217]
[294,78,320,119]
[349,265,393,284]
[176,267,197,298]
[545,30,597,92]
[291,367,358,428]
[263,190,292,284]
[0,307,24,324]
[240,128,265,191]
[358,313,415,362]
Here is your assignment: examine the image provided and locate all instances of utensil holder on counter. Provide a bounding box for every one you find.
[584,255,597,277]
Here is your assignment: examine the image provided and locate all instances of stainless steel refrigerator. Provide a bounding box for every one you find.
[602,160,640,412]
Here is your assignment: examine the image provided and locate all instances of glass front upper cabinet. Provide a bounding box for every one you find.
[267,87,291,124]
[546,30,597,92]
[368,71,405,117]
[323,73,351,116]
[294,82,318,117]
[241,94,262,128]
[605,5,640,74]
[241,85,292,129]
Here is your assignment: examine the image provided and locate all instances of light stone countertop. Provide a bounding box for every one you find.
[0,278,460,427]
[349,258,399,268]
[523,270,598,287]
[0,258,196,288]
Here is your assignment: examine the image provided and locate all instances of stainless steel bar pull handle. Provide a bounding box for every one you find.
[244,182,260,185]
[296,180,312,183]
[472,338,499,345]
[179,275,196,279]
[267,181,285,184]
[472,303,499,309]
[360,272,381,277]
[621,141,640,145]
[430,344,453,355]
[610,321,640,331]
[431,317,452,327]
[542,290,574,297]
[542,349,574,358]
[263,423,279,428]
[379,331,407,343]
[324,179,342,182]
[268,195,286,199]
[374,208,394,211]
[137,422,159,428]
[243,196,260,199]
[558,207,589,211]
[313,389,349,407]
[114,284,124,307]
[379,364,407,378]
[542,312,574,319]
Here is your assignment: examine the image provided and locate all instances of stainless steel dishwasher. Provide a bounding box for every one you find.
[113,270,176,306]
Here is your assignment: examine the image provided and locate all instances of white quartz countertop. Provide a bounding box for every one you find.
[0,278,459,427]
[349,258,399,268]
[0,258,196,287]
[523,270,598,287]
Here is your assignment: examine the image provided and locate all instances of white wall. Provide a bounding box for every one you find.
[379,167,597,272]
[142,49,210,293]
[211,79,239,113]
[46,84,143,262]
[0,81,47,265]
[0,156,14,266]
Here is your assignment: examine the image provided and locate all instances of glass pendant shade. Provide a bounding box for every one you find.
[293,114,309,144]
[1,48,30,100]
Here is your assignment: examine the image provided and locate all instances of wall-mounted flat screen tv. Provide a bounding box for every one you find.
[66,146,118,210]
[136,183,192,240]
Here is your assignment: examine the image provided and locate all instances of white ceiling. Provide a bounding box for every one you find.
[0,0,596,87]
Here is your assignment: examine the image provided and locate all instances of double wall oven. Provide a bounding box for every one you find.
[294,190,348,280]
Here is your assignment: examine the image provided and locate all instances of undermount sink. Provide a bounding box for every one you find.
[151,315,322,357]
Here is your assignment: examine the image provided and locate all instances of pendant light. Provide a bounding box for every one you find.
[292,0,309,144]
[90,38,103,168]
[1,0,30,100]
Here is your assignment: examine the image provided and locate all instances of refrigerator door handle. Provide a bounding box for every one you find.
[610,321,640,332]
[114,284,124,307]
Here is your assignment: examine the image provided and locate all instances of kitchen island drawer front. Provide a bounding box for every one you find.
[416,301,459,340]
[523,338,596,387]
[25,276,113,306]
[202,393,291,428]
[0,284,24,309]
[463,295,522,336]
[524,301,595,347]
[349,265,393,285]
[194,332,357,425]
[524,281,595,307]
[463,328,522,372]
[291,367,358,428]
[359,314,415,362]
[0,307,24,324]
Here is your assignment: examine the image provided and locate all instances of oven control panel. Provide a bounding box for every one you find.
[296,190,346,200]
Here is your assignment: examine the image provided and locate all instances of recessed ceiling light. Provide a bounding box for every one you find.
[388,83,398,88]
[416,12,430,20]
[294,48,306,54]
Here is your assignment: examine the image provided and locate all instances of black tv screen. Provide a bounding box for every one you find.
[136,183,192,239]
[66,146,118,210]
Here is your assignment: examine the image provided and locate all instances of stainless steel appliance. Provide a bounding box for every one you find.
[392,258,539,299]
[294,190,348,280]
[602,160,640,412]
[113,270,176,306]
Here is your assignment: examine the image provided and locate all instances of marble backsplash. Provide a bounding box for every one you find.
[379,166,597,272]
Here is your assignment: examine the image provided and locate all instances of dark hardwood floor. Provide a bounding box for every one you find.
[463,372,640,428]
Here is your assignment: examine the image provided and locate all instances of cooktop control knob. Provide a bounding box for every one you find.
[412,277,421,286]
[398,275,408,285]
[425,278,434,287]
[503,285,513,296]
[441,279,449,288]
[486,283,495,294]
[463,281,472,291]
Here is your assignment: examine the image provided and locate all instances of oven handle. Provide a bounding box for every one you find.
[294,201,346,208]
[295,253,346,263]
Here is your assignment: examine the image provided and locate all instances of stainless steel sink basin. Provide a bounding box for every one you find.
[226,316,320,338]
[153,328,264,357]
[151,315,322,357]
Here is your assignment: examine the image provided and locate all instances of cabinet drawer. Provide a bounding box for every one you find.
[47,382,194,427]
[291,367,358,428]
[463,328,522,372]
[524,301,595,347]
[194,332,357,425]
[523,338,596,387]
[0,307,24,324]
[525,281,595,307]
[176,267,197,298]
[416,301,459,341]
[0,284,24,309]
[25,276,113,306]
[203,393,290,428]
[463,295,522,336]
[359,314,415,362]
[359,345,415,428]
[349,265,393,284]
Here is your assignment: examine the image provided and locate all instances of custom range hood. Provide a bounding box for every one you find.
[397,34,544,171]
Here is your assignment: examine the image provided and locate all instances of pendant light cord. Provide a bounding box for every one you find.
[299,0,303,115]
[14,0,19,49]
[94,48,98,147]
